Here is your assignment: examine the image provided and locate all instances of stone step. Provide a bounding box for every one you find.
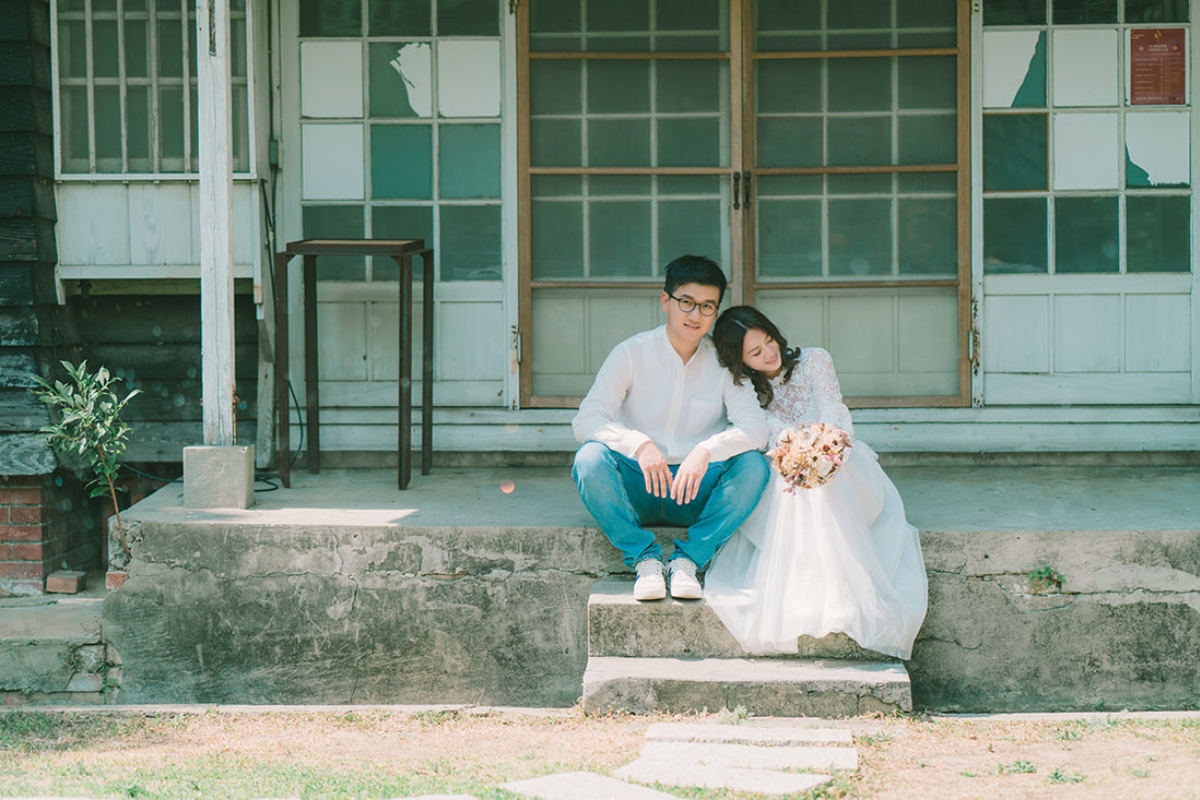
[582,655,911,716]
[0,596,118,705]
[588,578,896,661]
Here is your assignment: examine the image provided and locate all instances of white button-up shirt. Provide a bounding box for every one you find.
[572,326,769,464]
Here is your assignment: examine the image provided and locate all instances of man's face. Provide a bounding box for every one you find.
[662,281,722,349]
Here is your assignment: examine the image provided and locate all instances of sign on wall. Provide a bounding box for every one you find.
[1130,28,1186,105]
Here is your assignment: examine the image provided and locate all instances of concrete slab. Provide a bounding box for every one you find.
[0,598,102,644]
[635,740,857,771]
[183,445,254,509]
[501,772,678,799]
[645,722,853,745]
[615,759,833,795]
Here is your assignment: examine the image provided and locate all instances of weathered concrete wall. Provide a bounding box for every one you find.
[103,516,1200,711]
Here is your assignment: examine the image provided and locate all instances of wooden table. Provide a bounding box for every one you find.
[274,238,433,489]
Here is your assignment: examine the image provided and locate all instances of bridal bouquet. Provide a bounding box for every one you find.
[768,423,852,492]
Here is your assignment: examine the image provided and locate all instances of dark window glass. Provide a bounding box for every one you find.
[300,0,362,37]
[983,113,1048,191]
[984,198,1048,273]
[369,1,430,36]
[983,0,1047,25]
[302,205,365,279]
[1053,0,1118,23]
[1124,0,1190,22]
[1127,195,1191,272]
[1055,196,1119,273]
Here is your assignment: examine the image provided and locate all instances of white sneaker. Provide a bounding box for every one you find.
[668,558,702,600]
[633,559,666,601]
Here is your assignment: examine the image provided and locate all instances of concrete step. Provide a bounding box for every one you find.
[582,655,911,716]
[0,596,118,705]
[588,579,896,661]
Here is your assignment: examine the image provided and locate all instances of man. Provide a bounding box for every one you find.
[572,255,770,601]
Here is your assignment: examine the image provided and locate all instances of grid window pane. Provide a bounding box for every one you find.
[127,86,151,170]
[898,57,956,110]
[756,0,820,32]
[658,0,721,31]
[371,205,432,280]
[1127,195,1190,272]
[658,117,722,167]
[830,199,893,276]
[159,87,185,160]
[757,60,822,114]
[371,125,432,199]
[1055,197,1119,273]
[657,61,722,113]
[984,198,1047,273]
[441,205,502,281]
[984,0,1047,25]
[530,0,580,33]
[827,117,892,166]
[828,0,892,29]
[94,87,122,165]
[589,119,651,167]
[758,199,822,278]
[532,201,584,279]
[157,18,182,77]
[439,124,501,199]
[438,0,499,36]
[899,198,957,275]
[659,200,723,272]
[302,205,365,280]
[93,21,120,77]
[587,61,650,114]
[828,59,891,112]
[369,0,430,35]
[59,20,87,78]
[125,20,149,78]
[1125,0,1190,22]
[587,0,650,32]
[983,31,1047,108]
[300,0,362,36]
[757,118,822,167]
[369,42,432,119]
[1054,0,1118,24]
[63,86,89,169]
[898,0,957,27]
[531,61,582,115]
[590,201,652,277]
[898,114,956,164]
[983,113,1048,191]
[531,119,582,167]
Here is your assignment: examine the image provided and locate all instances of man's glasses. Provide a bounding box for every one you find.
[667,293,719,317]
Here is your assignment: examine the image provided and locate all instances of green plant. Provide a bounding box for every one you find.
[1028,564,1065,591]
[716,705,752,724]
[31,360,140,561]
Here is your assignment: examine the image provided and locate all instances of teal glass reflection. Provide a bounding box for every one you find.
[532,176,583,197]
[898,115,956,164]
[983,113,1047,191]
[302,205,365,279]
[657,61,721,113]
[590,201,653,277]
[532,201,584,278]
[1055,196,1118,273]
[984,0,1046,25]
[441,205,502,280]
[93,21,119,77]
[827,117,892,166]
[371,125,432,199]
[757,60,822,114]
[829,59,891,112]
[440,124,501,199]
[531,119,582,167]
[300,0,362,36]
[531,61,582,115]
[983,198,1046,273]
[898,172,957,193]
[369,42,429,119]
[371,205,432,280]
[1125,0,1189,22]
[898,57,956,110]
[659,200,722,270]
[438,0,499,35]
[830,199,892,276]
[757,117,822,168]
[1127,195,1190,272]
[899,198,957,275]
[369,0,430,35]
[589,119,650,167]
[658,118,721,167]
[587,61,650,114]
[758,199,823,278]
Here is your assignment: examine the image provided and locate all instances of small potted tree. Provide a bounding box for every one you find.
[31,360,141,567]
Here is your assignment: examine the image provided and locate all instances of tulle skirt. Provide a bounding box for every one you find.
[703,441,928,660]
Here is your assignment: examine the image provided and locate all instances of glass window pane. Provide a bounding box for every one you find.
[898,114,956,164]
[370,42,432,119]
[438,40,501,117]
[898,57,956,110]
[438,0,498,35]
[655,34,724,52]
[830,199,892,276]
[1052,30,1118,107]
[1054,0,1118,23]
[899,172,957,193]
[62,86,89,171]
[531,0,580,33]
[589,119,650,167]
[984,0,1047,25]
[756,33,823,52]
[756,0,820,32]
[232,19,248,78]
[369,0,430,36]
[125,20,149,78]
[982,113,1047,191]
[92,20,119,78]
[94,87,121,167]
[756,175,823,196]
[828,174,892,193]
[302,205,365,280]
[589,175,651,196]
[757,118,822,168]
[1053,112,1118,190]
[303,123,365,199]
[758,200,822,278]
[301,41,365,119]
[159,87,185,162]
[898,0,957,27]
[439,124,501,199]
[983,31,1046,108]
[59,20,87,78]
[658,0,721,31]
[371,124,432,199]
[590,201,652,277]
[983,197,1047,274]
[532,176,583,197]
[829,58,891,112]
[827,117,892,166]
[157,18,182,77]
[757,60,822,114]
[441,205,502,280]
[300,0,362,36]
[232,85,249,172]
[587,0,649,32]
[828,0,891,29]
[127,86,151,171]
[532,201,583,278]
[371,205,432,280]
[1127,195,1190,272]
[897,31,957,47]
[657,61,721,114]
[899,198,957,275]
[531,119,581,167]
[1125,0,1189,22]
[1126,111,1190,188]
[658,117,722,167]
[1055,196,1118,273]
[659,175,723,195]
[587,61,649,114]
[659,200,724,271]
[531,61,582,115]
[586,35,650,52]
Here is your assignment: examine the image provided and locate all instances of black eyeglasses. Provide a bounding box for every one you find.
[667,293,720,317]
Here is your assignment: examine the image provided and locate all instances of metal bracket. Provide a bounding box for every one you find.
[509,0,520,13]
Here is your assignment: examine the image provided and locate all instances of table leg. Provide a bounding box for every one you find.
[303,254,320,474]
[398,253,414,489]
[421,249,434,476]
[275,251,291,488]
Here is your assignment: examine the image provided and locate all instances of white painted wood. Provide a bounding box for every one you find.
[828,295,895,373]
[1125,294,1192,372]
[437,300,507,381]
[983,295,1049,372]
[532,295,586,376]
[56,264,254,280]
[300,41,363,118]
[1054,294,1122,372]
[983,30,1041,108]
[319,380,502,407]
[755,294,826,347]
[503,8,520,409]
[56,183,130,264]
[301,123,365,200]
[127,182,193,266]
[317,302,368,381]
[897,294,958,375]
[1053,112,1119,190]
[1125,111,1191,186]
[985,274,1192,294]
[196,0,237,447]
[1052,29,1119,107]
[971,8,986,408]
[437,40,501,118]
[985,373,1191,405]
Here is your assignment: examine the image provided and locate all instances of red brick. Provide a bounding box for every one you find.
[0,562,43,580]
[0,525,45,542]
[0,488,42,505]
[10,542,43,561]
[8,505,43,524]
[0,507,7,523]
[106,570,129,590]
[46,570,87,594]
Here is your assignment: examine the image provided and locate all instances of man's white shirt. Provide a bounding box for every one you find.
[572,326,769,464]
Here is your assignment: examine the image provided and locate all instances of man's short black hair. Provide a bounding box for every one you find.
[663,254,727,303]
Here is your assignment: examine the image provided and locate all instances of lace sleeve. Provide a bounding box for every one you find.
[805,348,854,440]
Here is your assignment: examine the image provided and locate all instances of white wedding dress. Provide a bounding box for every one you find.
[703,347,928,660]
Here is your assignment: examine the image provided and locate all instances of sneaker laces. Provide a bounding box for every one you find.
[670,559,697,578]
[636,560,662,577]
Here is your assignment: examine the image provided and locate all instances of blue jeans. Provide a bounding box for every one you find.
[572,441,769,569]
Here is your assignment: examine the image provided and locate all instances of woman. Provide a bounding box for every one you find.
[704,306,927,660]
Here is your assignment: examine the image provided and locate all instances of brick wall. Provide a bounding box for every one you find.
[0,473,100,596]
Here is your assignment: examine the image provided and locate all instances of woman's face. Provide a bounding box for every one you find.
[741,327,782,378]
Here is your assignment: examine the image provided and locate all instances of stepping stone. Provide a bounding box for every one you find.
[634,740,858,771]
[645,722,853,745]
[501,772,678,799]
[615,760,833,796]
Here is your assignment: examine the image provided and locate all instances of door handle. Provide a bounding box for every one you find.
[732,171,741,210]
[742,170,752,209]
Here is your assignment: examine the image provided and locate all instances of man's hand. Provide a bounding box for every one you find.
[635,441,672,498]
[670,446,710,505]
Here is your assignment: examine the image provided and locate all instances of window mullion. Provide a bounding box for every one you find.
[85,0,96,173]
[150,0,160,173]
[180,0,191,172]
[117,0,128,172]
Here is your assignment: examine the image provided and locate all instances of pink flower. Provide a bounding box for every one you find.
[766,423,852,492]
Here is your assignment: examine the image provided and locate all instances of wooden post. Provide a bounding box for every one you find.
[195,0,236,446]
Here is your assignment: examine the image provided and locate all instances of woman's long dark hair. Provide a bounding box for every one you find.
[712,306,799,409]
